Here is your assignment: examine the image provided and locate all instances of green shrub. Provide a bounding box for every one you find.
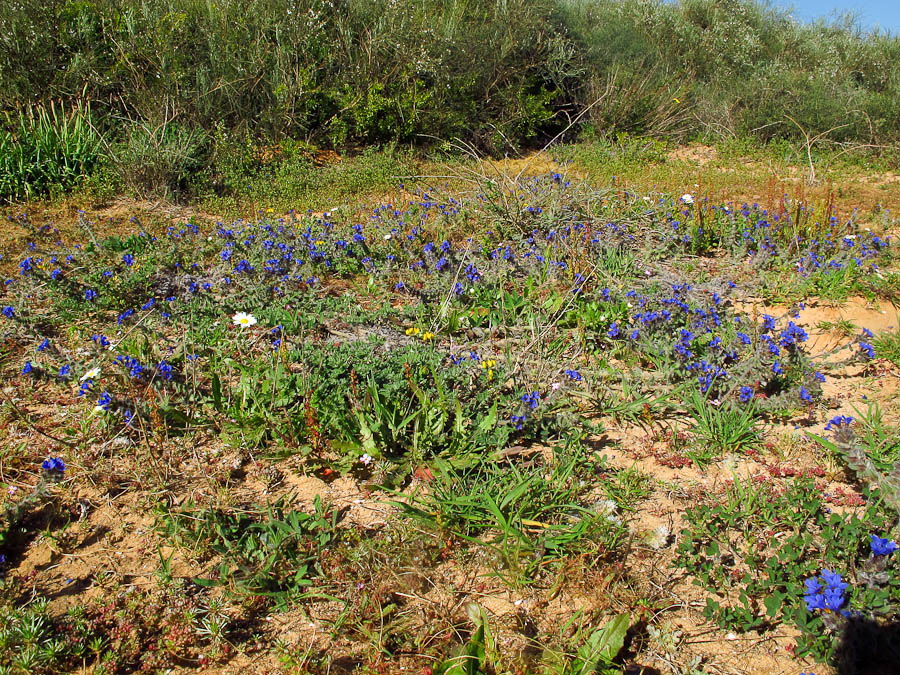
[0,101,101,201]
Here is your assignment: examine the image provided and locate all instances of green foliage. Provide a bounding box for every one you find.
[297,339,510,463]
[849,401,900,473]
[398,441,625,584]
[213,357,307,449]
[686,390,761,460]
[874,329,900,368]
[0,101,101,201]
[0,0,568,150]
[602,466,654,511]
[433,606,489,675]
[157,496,337,607]
[0,595,71,673]
[207,142,415,211]
[568,613,631,675]
[2,0,900,185]
[111,120,208,199]
[540,612,632,675]
[675,475,899,662]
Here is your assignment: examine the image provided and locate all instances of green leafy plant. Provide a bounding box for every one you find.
[157,496,337,607]
[686,390,761,460]
[675,474,899,663]
[540,612,632,675]
[397,442,625,584]
[0,101,101,201]
[433,604,492,675]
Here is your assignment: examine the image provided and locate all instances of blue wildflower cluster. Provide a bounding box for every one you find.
[804,569,848,614]
[1,174,891,459]
[114,354,144,378]
[824,415,854,431]
[521,391,541,409]
[41,457,66,475]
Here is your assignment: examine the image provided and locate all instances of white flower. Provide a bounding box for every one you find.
[646,525,671,550]
[681,193,694,205]
[232,312,257,328]
[80,367,101,381]
[360,453,373,466]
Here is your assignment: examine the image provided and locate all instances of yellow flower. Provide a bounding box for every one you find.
[422,332,434,341]
[266,207,274,214]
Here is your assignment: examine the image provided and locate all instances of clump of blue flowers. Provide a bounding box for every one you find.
[824,415,853,431]
[42,456,66,477]
[804,569,848,614]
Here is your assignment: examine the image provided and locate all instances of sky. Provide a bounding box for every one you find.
[774,0,900,34]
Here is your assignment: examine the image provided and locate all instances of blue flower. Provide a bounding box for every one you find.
[739,386,754,403]
[521,392,541,409]
[22,361,33,375]
[84,289,97,301]
[805,569,847,613]
[564,369,582,382]
[95,391,112,412]
[859,342,875,359]
[1,305,14,318]
[41,457,66,475]
[59,364,72,378]
[772,361,783,375]
[37,339,49,351]
[800,386,812,402]
[824,415,854,431]
[870,534,898,557]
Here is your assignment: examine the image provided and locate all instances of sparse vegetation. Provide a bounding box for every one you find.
[1,2,899,673]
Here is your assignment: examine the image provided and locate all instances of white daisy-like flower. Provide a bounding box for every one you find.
[681,193,694,205]
[232,312,257,328]
[81,367,101,381]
